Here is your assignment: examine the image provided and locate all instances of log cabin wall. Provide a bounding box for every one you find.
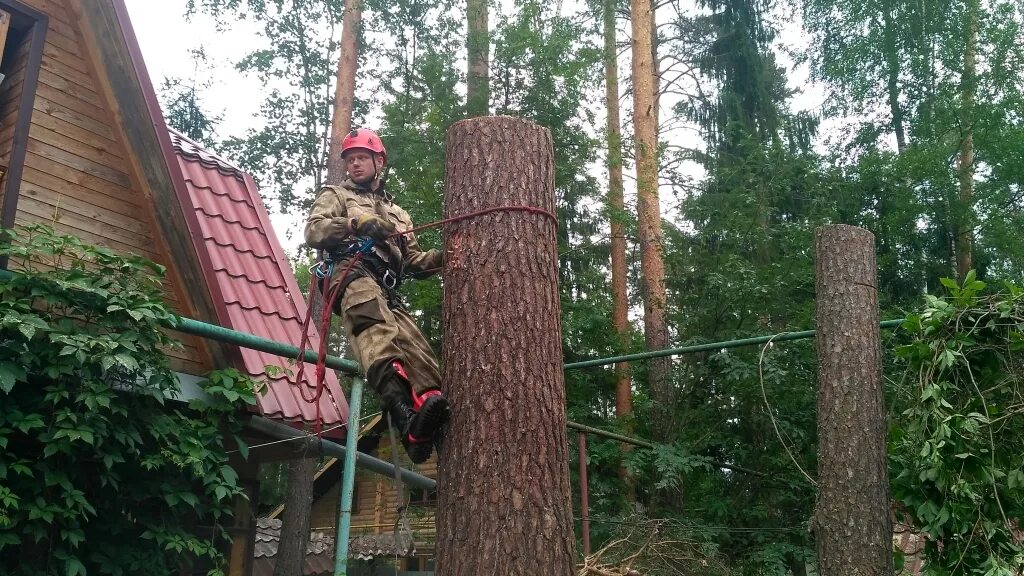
[311,438,439,559]
[0,0,212,375]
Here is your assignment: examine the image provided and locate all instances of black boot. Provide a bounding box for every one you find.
[379,378,445,464]
[407,390,450,447]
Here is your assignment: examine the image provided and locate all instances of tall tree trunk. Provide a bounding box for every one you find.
[881,9,907,153]
[466,0,489,117]
[326,0,362,183]
[273,450,317,576]
[955,0,978,280]
[283,3,362,567]
[437,117,576,575]
[630,0,672,428]
[813,225,892,576]
[651,0,660,134]
[605,0,634,494]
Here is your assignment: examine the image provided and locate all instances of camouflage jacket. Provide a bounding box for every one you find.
[304,179,441,277]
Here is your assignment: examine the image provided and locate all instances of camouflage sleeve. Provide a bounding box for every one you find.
[304,187,353,249]
[398,210,442,277]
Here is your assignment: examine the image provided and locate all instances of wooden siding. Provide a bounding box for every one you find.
[313,438,439,556]
[5,0,210,375]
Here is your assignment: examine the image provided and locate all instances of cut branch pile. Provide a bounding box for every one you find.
[576,516,728,576]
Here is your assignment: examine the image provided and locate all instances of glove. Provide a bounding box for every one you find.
[351,213,396,241]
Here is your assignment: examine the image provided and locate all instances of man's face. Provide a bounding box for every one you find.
[344,150,384,184]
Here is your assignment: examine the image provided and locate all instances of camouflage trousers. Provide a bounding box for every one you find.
[334,274,441,396]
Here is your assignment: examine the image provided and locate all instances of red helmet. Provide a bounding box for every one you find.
[341,128,386,162]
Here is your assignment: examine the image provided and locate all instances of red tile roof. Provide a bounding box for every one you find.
[169,129,348,426]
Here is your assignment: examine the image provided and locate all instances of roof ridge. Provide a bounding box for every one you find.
[168,127,246,178]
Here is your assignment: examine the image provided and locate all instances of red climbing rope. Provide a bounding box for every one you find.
[295,204,559,435]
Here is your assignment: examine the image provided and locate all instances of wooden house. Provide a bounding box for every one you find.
[0,1,349,574]
[268,418,440,573]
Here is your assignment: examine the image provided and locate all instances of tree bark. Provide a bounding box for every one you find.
[630,0,671,428]
[466,0,489,117]
[880,8,906,154]
[955,0,978,280]
[605,0,634,495]
[437,117,575,576]
[273,451,317,576]
[326,0,362,184]
[813,225,892,576]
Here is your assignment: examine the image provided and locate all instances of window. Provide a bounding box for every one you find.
[0,0,46,269]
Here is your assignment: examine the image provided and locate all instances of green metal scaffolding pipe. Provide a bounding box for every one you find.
[172,316,361,375]
[0,269,906,374]
[246,416,436,490]
[335,377,364,576]
[563,318,906,370]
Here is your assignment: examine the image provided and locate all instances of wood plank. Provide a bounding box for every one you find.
[1,63,28,97]
[18,0,72,26]
[0,87,25,123]
[23,168,144,219]
[34,94,117,141]
[0,88,24,121]
[43,26,79,55]
[22,161,140,207]
[18,196,156,251]
[43,40,90,76]
[30,110,122,159]
[15,210,157,259]
[19,179,147,233]
[37,68,102,109]
[30,122,124,168]
[26,138,131,187]
[23,153,139,204]
[40,48,98,93]
[36,79,106,124]
[167,354,209,377]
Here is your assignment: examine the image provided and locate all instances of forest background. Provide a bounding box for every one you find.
[131,0,1024,572]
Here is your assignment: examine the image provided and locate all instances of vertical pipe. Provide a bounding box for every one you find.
[578,432,591,558]
[334,376,364,576]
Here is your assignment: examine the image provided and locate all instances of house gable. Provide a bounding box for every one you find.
[0,0,235,374]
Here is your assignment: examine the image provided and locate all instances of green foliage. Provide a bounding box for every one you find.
[188,0,346,213]
[160,46,223,148]
[0,225,257,576]
[891,273,1024,574]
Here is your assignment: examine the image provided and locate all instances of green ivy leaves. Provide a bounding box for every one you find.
[0,225,257,576]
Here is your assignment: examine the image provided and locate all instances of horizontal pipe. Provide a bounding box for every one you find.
[563,319,906,370]
[246,416,436,491]
[172,316,361,375]
[1,267,903,481]
[0,267,360,374]
[0,268,905,375]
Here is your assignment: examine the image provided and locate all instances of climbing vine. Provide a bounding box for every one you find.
[0,225,257,576]
[891,272,1024,574]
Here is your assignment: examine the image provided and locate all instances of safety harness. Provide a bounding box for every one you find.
[312,236,407,311]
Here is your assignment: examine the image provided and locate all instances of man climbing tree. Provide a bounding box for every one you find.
[304,128,449,464]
